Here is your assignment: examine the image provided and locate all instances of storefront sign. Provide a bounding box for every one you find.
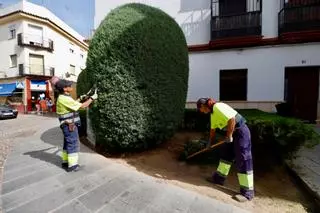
[16,81,24,89]
[30,80,46,91]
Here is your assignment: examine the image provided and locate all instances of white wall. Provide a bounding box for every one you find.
[262,0,279,38]
[95,0,211,45]
[188,43,320,102]
[0,20,24,78]
[95,0,282,45]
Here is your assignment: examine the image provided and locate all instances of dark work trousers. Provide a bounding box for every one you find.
[61,124,79,168]
[212,124,254,200]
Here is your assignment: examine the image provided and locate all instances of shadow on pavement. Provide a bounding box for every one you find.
[23,147,61,168]
[40,127,92,153]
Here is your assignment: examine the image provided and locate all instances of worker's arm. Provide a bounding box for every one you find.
[210,128,216,144]
[226,117,236,141]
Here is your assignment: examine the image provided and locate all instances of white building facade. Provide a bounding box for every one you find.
[0,0,88,112]
[95,0,320,121]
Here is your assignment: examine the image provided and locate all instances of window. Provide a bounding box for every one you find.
[69,48,74,54]
[80,54,84,59]
[9,28,16,39]
[220,69,247,101]
[10,55,17,67]
[69,65,75,75]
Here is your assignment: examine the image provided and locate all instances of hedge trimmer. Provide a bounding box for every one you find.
[186,140,225,160]
[78,85,97,103]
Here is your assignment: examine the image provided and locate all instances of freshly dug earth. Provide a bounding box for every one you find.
[110,132,316,213]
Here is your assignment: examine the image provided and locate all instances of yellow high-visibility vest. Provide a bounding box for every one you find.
[210,103,237,129]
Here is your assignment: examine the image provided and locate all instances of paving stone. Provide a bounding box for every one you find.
[79,173,139,212]
[4,161,51,182]
[50,200,91,213]
[2,177,63,210]
[2,166,63,195]
[96,180,165,213]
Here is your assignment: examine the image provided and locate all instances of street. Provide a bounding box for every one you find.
[0,115,248,213]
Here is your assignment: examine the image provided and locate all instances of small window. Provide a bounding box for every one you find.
[220,69,247,101]
[80,54,84,59]
[69,48,74,54]
[9,29,16,39]
[69,65,75,75]
[10,55,17,67]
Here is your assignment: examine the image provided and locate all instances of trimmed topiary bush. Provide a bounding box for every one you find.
[85,3,189,151]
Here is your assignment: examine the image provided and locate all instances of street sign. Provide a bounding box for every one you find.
[16,81,24,89]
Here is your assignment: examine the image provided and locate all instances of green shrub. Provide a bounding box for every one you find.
[239,109,320,158]
[76,69,92,98]
[78,109,87,137]
[85,3,189,151]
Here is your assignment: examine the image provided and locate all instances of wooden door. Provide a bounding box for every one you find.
[285,67,319,122]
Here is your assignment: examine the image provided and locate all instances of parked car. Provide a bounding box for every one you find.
[0,104,18,119]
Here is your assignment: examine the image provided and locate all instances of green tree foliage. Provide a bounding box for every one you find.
[85,3,189,151]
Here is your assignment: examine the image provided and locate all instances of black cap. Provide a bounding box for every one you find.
[55,79,72,90]
[196,98,208,109]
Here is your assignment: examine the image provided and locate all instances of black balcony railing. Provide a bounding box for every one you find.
[279,0,320,34]
[17,33,54,52]
[211,11,262,40]
[19,64,55,76]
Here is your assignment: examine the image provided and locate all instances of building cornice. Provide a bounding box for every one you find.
[0,11,89,51]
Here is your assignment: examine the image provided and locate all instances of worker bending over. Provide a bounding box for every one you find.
[197,98,254,202]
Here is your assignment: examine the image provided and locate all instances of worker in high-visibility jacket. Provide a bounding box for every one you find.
[55,79,98,172]
[197,98,254,202]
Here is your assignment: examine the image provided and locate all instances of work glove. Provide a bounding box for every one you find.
[90,88,98,100]
[224,136,233,143]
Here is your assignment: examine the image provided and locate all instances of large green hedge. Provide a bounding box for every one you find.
[84,3,189,151]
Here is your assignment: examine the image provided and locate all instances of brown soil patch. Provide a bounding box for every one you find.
[82,132,316,213]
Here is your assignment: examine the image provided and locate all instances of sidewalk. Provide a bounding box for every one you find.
[0,116,248,213]
[287,127,320,206]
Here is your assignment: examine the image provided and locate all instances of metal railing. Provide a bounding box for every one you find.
[280,0,320,8]
[279,2,320,34]
[17,33,54,51]
[19,64,55,76]
[211,11,262,39]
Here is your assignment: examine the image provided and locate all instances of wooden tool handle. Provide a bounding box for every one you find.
[186,141,225,160]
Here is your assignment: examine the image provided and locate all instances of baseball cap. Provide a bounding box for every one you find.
[55,79,73,90]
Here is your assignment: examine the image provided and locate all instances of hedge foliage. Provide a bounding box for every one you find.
[85,3,189,151]
[181,109,320,159]
[76,69,91,98]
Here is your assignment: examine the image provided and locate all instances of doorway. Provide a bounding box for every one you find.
[285,67,319,122]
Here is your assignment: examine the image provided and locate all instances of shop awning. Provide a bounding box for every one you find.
[0,83,17,97]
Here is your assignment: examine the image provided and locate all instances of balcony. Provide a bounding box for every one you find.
[19,64,55,76]
[211,11,262,40]
[279,0,320,34]
[17,33,54,52]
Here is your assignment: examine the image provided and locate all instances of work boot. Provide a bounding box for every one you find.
[67,165,80,172]
[206,177,224,186]
[61,163,68,169]
[233,194,249,203]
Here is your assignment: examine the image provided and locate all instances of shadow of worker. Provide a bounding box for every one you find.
[23,147,62,168]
